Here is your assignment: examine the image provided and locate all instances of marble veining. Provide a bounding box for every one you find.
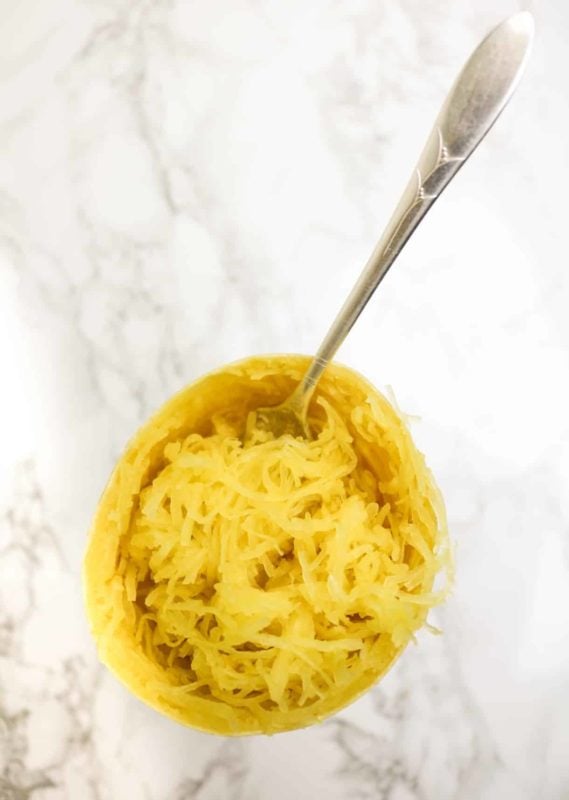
[1,0,569,798]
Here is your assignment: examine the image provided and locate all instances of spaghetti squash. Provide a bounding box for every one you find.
[83,355,449,735]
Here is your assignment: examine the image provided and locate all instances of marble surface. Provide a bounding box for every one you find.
[1,0,568,798]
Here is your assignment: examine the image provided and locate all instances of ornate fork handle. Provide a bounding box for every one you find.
[293,12,533,407]
[357,126,465,286]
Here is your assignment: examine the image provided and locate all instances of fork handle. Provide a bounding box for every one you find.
[294,11,533,409]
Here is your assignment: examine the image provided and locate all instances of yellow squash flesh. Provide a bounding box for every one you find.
[83,355,449,735]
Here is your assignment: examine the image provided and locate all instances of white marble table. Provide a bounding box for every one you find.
[1,1,568,798]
